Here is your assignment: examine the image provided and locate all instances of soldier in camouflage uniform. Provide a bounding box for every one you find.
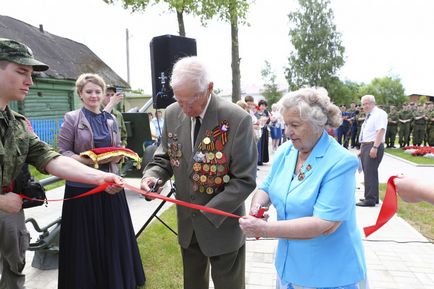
[386,105,399,148]
[0,38,123,289]
[412,105,427,146]
[398,103,413,148]
[103,86,128,147]
[427,102,434,146]
[347,102,360,148]
[354,110,365,149]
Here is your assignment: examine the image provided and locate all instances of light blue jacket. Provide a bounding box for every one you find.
[260,131,366,287]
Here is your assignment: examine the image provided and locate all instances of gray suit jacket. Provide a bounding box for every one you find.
[143,96,257,256]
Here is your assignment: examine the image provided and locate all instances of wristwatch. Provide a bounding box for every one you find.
[372,145,378,149]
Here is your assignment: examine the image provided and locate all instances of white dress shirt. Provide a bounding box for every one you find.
[359,106,388,143]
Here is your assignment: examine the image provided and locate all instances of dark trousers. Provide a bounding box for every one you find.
[350,125,358,148]
[181,233,245,289]
[360,143,384,204]
[337,126,350,148]
[0,210,29,289]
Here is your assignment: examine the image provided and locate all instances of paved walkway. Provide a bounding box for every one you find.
[6,152,434,288]
[243,151,434,289]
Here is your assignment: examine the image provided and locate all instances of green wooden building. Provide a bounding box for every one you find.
[1,15,129,144]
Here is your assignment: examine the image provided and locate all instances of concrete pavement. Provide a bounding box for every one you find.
[242,151,434,289]
[4,152,434,288]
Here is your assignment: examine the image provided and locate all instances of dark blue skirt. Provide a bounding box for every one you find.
[270,126,283,139]
[58,185,145,289]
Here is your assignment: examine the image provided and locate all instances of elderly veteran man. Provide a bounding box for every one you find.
[141,56,257,289]
[0,38,123,289]
[357,95,388,207]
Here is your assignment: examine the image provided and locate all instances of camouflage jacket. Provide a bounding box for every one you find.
[0,106,59,190]
[112,108,127,147]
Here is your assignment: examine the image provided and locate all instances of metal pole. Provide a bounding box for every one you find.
[126,28,130,85]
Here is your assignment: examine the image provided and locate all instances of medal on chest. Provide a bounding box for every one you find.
[191,120,231,195]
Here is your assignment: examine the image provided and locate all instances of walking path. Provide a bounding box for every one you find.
[13,153,434,288]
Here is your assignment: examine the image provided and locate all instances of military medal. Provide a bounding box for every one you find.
[167,131,182,167]
[202,164,210,172]
[223,175,230,183]
[190,120,231,195]
[193,162,202,172]
[192,173,200,181]
[214,176,222,185]
[210,165,217,174]
[298,172,305,181]
[200,175,207,183]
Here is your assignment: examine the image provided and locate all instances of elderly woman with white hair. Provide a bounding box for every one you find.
[239,87,367,289]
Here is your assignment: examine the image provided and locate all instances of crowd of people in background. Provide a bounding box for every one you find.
[235,96,433,173]
[329,101,434,149]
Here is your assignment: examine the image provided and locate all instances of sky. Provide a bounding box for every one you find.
[2,0,434,96]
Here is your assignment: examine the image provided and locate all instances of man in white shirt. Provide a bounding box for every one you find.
[357,95,388,207]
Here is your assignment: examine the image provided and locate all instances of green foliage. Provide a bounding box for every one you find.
[200,0,251,24]
[325,77,361,105]
[285,0,345,91]
[358,76,408,105]
[380,183,434,241]
[260,60,283,106]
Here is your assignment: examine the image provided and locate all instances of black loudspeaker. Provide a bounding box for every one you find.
[150,34,197,109]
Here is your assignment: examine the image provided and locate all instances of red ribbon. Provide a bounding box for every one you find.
[363,176,398,237]
[19,183,110,202]
[123,183,240,219]
[19,182,240,219]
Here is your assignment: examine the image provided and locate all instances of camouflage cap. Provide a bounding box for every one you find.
[0,38,48,71]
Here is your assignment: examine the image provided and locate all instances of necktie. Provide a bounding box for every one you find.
[193,116,201,145]
[359,113,370,142]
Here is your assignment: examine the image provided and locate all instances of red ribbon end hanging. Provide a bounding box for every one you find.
[363,176,398,237]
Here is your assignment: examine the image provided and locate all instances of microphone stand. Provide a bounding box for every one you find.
[135,182,177,239]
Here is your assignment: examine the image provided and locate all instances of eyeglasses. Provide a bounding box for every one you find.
[174,91,207,108]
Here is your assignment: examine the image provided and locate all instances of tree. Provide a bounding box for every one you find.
[285,0,345,92]
[104,0,252,103]
[103,0,199,36]
[260,60,283,106]
[327,78,361,105]
[202,0,252,102]
[358,76,408,105]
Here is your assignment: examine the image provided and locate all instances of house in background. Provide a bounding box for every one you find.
[0,15,129,145]
[408,93,434,104]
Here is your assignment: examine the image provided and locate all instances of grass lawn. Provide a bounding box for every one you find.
[380,183,434,241]
[29,165,65,190]
[137,205,183,289]
[385,148,434,165]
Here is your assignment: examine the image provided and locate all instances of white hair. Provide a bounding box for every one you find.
[278,87,342,132]
[170,56,210,95]
[361,94,376,104]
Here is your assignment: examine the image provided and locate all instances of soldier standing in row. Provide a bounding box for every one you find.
[398,104,413,147]
[385,105,399,148]
[427,102,434,146]
[412,105,427,146]
[348,102,359,148]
